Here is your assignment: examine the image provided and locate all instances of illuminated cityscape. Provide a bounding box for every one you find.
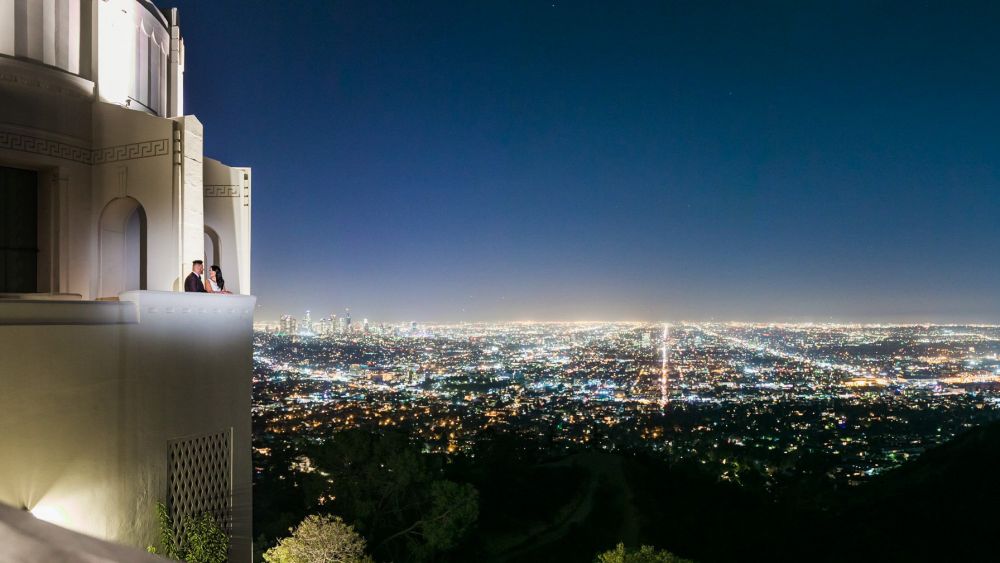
[4,0,1000,560]
[253,318,1000,489]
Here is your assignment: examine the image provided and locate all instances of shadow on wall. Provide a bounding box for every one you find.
[99,197,146,298]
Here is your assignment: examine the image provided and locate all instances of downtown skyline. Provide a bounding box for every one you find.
[166,0,1000,322]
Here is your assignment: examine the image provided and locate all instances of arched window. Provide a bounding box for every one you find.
[98,197,146,298]
[204,225,220,269]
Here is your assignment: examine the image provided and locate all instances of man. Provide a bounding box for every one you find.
[184,260,207,292]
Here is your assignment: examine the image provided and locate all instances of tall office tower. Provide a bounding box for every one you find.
[410,321,418,333]
[363,318,370,333]
[0,2,255,559]
[331,314,339,333]
[345,308,352,330]
[338,315,348,332]
[302,310,312,334]
[280,315,298,336]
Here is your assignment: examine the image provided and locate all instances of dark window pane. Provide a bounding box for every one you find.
[0,166,38,293]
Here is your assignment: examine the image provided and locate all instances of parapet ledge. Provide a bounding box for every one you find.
[0,291,256,326]
[119,290,256,322]
[0,297,137,326]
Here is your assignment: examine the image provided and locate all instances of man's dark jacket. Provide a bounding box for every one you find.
[185,272,206,292]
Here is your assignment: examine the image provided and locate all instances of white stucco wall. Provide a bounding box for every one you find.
[178,115,205,288]
[204,157,252,295]
[0,291,255,560]
[0,0,83,75]
[91,102,177,297]
[1,6,256,561]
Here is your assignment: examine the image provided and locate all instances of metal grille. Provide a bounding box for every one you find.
[168,429,233,540]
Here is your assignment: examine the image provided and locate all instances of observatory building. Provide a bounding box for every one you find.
[0,0,254,559]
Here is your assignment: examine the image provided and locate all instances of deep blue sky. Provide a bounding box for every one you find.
[165,1,1000,323]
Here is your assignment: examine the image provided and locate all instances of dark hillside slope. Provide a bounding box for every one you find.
[830,421,1000,561]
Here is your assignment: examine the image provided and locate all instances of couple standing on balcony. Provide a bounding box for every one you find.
[184,260,232,294]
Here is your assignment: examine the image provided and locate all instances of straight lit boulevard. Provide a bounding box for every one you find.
[253,319,1000,488]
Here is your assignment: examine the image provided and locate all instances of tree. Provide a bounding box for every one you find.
[377,480,479,557]
[263,514,372,563]
[148,502,229,563]
[306,429,479,561]
[595,543,692,563]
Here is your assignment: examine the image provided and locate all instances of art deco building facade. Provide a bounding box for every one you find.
[0,1,254,559]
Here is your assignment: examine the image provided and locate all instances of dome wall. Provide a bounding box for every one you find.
[0,0,174,117]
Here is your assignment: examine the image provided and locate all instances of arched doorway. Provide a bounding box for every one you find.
[98,197,147,298]
[204,225,220,269]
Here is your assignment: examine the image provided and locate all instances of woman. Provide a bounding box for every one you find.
[208,265,232,294]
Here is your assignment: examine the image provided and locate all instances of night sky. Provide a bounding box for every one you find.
[165,1,1000,323]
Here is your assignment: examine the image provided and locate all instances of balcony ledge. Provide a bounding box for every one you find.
[0,291,255,326]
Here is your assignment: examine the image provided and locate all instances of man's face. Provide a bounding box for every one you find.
[194,263,204,275]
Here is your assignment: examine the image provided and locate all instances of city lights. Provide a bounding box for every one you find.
[253,319,1000,488]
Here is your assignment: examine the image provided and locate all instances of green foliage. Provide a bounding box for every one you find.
[594,543,691,563]
[184,513,230,563]
[421,480,478,551]
[305,429,479,561]
[595,543,693,563]
[148,502,228,563]
[263,514,372,563]
[149,502,179,559]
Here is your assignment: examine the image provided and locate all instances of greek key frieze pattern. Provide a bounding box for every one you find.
[204,184,240,197]
[0,130,91,164]
[0,131,170,165]
[92,139,170,164]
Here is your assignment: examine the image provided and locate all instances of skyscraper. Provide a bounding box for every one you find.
[280,314,298,335]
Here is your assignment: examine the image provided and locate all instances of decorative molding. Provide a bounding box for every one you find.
[117,167,128,198]
[0,58,95,99]
[204,184,239,197]
[242,172,251,208]
[0,70,89,98]
[0,130,170,165]
[92,138,170,164]
[0,130,91,164]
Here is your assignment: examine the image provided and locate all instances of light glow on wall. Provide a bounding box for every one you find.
[97,0,133,107]
[25,487,103,539]
[97,0,169,114]
[29,502,70,527]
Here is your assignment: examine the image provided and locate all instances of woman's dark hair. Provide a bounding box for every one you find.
[210,265,225,290]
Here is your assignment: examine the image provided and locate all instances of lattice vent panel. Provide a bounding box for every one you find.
[168,428,233,539]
